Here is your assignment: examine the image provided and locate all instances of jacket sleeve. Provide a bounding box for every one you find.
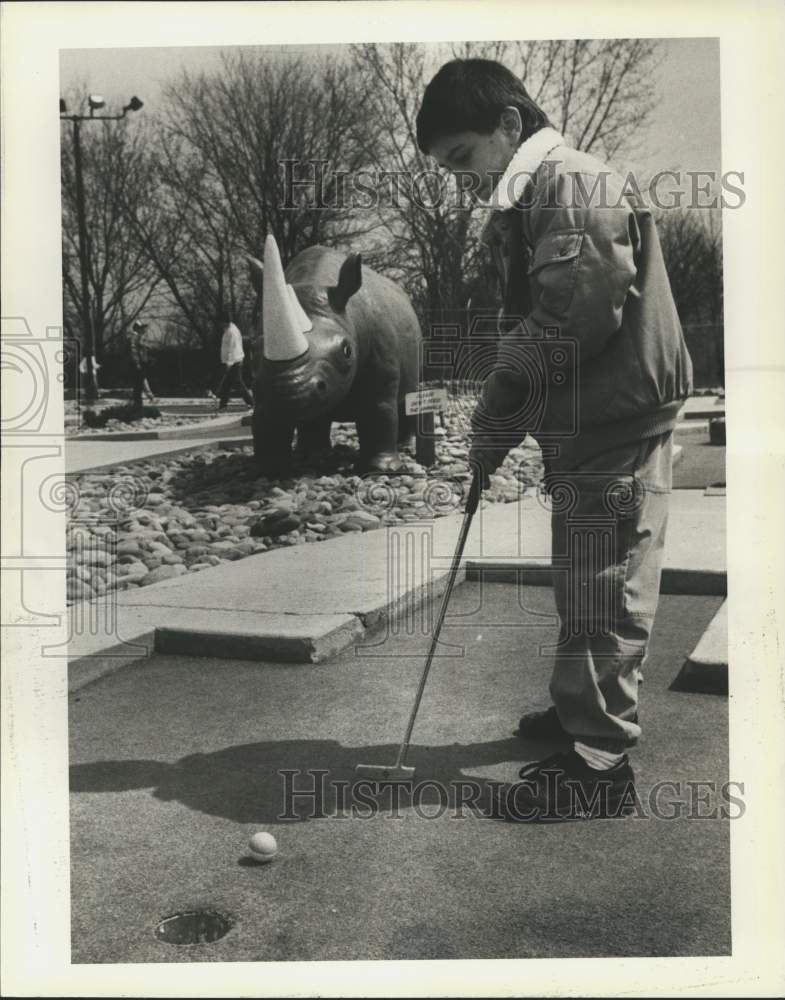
[474,172,639,438]
[220,330,230,364]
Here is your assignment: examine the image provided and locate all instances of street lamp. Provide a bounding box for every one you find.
[59,94,144,401]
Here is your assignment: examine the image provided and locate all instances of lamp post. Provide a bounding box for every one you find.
[59,94,144,401]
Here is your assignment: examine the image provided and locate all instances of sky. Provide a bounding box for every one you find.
[60,37,722,177]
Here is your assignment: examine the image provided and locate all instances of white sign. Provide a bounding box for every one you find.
[405,387,447,416]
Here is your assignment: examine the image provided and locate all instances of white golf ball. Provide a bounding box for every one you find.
[248,831,278,863]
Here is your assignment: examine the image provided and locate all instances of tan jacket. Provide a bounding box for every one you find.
[472,130,693,469]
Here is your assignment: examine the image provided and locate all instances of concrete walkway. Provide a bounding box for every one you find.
[678,395,725,420]
[67,411,247,444]
[65,434,250,474]
[673,600,728,693]
[68,489,726,692]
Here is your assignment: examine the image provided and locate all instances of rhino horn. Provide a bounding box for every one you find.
[262,235,312,361]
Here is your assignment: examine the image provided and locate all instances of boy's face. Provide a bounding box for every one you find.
[429,108,523,201]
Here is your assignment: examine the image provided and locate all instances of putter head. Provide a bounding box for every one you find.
[354,763,416,783]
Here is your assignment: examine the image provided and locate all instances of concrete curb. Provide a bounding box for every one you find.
[67,490,726,692]
[154,616,364,665]
[67,441,223,475]
[680,408,726,421]
[67,582,464,694]
[679,396,725,421]
[465,561,726,596]
[66,435,252,475]
[671,600,728,694]
[66,522,465,690]
[66,412,245,443]
[68,628,156,692]
[67,607,365,691]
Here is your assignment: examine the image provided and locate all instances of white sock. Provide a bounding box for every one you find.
[574,741,625,770]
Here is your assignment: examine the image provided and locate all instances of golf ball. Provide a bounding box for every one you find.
[248,831,278,863]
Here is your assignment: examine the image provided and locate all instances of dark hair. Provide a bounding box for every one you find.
[416,58,552,154]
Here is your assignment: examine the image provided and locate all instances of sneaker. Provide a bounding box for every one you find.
[489,750,638,822]
[516,706,638,740]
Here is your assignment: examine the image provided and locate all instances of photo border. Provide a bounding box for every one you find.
[2,1,784,996]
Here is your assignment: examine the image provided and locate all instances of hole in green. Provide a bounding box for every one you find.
[154,909,233,945]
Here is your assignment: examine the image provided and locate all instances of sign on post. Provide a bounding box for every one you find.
[407,387,447,468]
[405,387,447,416]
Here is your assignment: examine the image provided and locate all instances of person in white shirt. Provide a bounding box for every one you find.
[78,354,101,396]
[215,313,254,410]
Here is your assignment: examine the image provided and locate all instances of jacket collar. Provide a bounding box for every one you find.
[478,126,565,211]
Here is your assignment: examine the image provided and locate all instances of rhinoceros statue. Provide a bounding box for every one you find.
[247,236,422,476]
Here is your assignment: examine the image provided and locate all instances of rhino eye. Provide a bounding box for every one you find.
[342,342,352,359]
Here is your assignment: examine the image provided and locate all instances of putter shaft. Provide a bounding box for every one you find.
[355,469,481,780]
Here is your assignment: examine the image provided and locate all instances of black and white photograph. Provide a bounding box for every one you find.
[2,2,784,997]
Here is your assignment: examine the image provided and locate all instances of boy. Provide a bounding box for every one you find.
[416,59,692,820]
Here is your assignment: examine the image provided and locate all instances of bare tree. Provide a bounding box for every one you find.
[656,206,724,383]
[119,138,209,346]
[79,41,666,376]
[61,112,163,361]
[657,208,723,321]
[123,49,380,354]
[350,43,484,326]
[453,39,663,162]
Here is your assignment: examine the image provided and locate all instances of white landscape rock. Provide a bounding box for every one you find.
[139,564,187,587]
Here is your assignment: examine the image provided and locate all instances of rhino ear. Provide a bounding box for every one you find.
[328,253,362,312]
[246,255,264,295]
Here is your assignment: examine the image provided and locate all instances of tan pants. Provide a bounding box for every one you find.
[547,432,673,751]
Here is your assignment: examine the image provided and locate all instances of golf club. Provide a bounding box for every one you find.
[355,465,483,782]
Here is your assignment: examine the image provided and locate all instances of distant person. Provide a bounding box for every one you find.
[216,313,254,410]
[78,354,101,396]
[128,320,157,407]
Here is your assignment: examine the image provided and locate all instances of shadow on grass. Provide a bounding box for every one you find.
[69,734,563,825]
